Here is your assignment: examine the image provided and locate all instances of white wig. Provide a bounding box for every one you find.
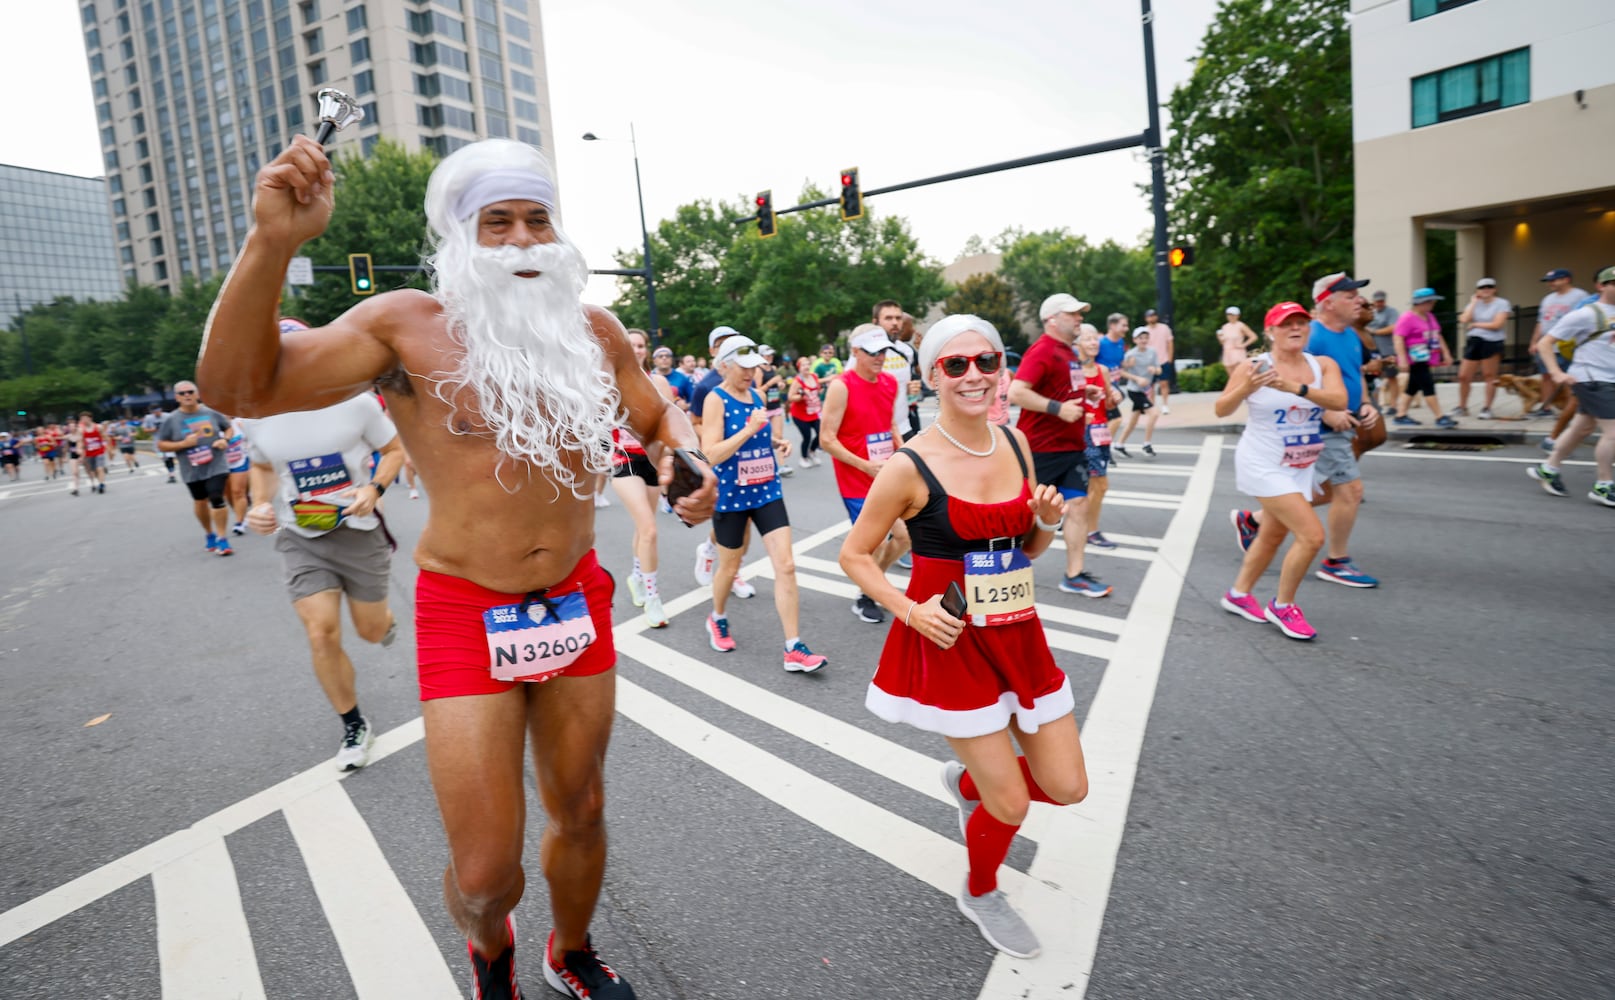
[918,314,1006,388]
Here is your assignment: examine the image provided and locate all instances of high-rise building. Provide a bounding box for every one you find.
[1352,0,1615,353]
[77,0,554,292]
[0,164,124,331]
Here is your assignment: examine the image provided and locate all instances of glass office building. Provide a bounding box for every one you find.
[0,164,125,330]
[78,0,555,292]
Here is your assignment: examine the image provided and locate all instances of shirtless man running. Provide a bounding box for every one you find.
[199,135,715,1000]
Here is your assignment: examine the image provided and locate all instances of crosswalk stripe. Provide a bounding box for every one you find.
[615,633,1061,844]
[152,838,267,1000]
[1089,532,1161,548]
[1100,497,1181,510]
[1102,488,1186,503]
[1048,538,1157,562]
[1106,464,1193,477]
[282,782,461,999]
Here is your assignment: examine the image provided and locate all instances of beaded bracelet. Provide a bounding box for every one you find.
[905,600,917,626]
[1036,515,1062,533]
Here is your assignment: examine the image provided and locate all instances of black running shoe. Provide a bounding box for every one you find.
[468,916,525,1000]
[544,932,635,999]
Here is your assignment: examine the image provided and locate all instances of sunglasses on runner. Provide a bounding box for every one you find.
[936,352,1004,378]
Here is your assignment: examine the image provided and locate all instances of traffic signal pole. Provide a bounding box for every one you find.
[1142,0,1174,328]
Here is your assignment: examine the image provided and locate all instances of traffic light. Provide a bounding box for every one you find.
[755,191,776,238]
[348,253,375,295]
[839,167,862,221]
[1168,245,1195,268]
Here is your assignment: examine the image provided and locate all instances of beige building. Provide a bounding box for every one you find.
[1352,0,1615,353]
[79,0,554,291]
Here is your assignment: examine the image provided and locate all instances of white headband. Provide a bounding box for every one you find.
[918,314,1005,389]
[450,168,556,220]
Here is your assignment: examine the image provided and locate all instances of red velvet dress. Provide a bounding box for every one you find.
[865,438,1074,739]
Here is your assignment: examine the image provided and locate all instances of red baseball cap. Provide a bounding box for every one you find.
[1264,301,1312,328]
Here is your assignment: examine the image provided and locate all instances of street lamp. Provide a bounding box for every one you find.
[581,125,660,343]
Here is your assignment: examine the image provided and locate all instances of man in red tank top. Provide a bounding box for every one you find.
[76,413,111,494]
[1009,294,1112,598]
[820,325,911,624]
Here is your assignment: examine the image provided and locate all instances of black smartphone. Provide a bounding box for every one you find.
[940,581,967,621]
[665,448,708,512]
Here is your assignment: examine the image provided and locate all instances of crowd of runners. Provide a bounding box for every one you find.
[15,127,1609,998]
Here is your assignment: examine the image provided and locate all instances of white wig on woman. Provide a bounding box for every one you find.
[917,314,1006,389]
[422,139,618,497]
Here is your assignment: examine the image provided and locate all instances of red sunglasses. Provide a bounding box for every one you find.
[936,352,1004,378]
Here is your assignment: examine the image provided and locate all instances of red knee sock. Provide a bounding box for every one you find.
[957,757,1058,805]
[965,804,1020,896]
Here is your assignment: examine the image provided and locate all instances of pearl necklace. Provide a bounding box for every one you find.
[935,422,997,458]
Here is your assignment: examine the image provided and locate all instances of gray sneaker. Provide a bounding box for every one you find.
[941,762,973,837]
[956,879,1040,958]
[335,717,374,771]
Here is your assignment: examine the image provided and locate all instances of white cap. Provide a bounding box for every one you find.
[708,325,741,348]
[1039,293,1090,321]
[1476,277,1498,288]
[715,335,765,368]
[848,325,896,354]
[1225,305,1241,316]
[758,344,775,356]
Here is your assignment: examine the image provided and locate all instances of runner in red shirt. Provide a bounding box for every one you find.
[1008,294,1111,598]
[1074,327,1124,550]
[35,425,61,480]
[820,325,910,623]
[76,412,111,494]
[787,356,823,468]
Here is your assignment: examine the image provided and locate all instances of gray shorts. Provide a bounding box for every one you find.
[1312,431,1360,487]
[84,454,106,472]
[1571,380,1615,421]
[274,524,392,603]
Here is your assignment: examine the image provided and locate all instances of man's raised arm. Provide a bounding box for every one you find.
[199,135,398,418]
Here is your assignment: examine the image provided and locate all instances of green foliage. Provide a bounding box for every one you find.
[944,273,1025,350]
[611,186,949,359]
[1161,0,1353,358]
[151,277,226,386]
[0,368,111,418]
[292,139,438,326]
[1176,362,1229,394]
[996,229,1156,335]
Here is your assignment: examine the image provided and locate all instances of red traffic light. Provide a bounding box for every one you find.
[840,173,853,186]
[756,195,767,206]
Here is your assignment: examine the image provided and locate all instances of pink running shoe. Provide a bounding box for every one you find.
[1219,590,1264,623]
[783,640,828,673]
[706,613,736,652]
[1264,601,1317,640]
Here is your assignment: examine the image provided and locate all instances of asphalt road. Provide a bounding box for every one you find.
[0,430,1609,1000]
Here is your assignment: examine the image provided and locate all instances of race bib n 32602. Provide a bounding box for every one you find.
[483,590,597,683]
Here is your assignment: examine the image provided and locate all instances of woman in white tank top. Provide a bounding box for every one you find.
[1211,303,1348,640]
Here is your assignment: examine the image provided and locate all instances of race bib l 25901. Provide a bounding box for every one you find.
[963,547,1036,626]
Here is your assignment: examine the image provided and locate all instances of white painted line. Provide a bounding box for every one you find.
[615,633,1057,844]
[1102,488,1186,503]
[1106,464,1193,477]
[976,435,1223,1000]
[788,567,863,600]
[1040,628,1119,661]
[1363,449,1597,466]
[283,782,461,999]
[0,717,427,947]
[1030,603,1127,636]
[1048,538,1157,563]
[1100,497,1181,511]
[1089,532,1162,549]
[152,838,267,1000]
[614,677,1033,899]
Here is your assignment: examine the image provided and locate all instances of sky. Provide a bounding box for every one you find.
[0,0,1220,308]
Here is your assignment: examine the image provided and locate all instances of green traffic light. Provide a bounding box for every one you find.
[357,278,371,289]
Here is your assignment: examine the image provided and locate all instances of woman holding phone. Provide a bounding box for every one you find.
[839,314,1087,960]
[1215,302,1349,640]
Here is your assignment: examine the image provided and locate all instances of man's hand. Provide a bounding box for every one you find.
[658,452,717,526]
[211,438,228,450]
[253,135,336,248]
[246,502,278,535]
[1082,383,1106,405]
[1322,410,1360,432]
[179,433,201,448]
[1057,400,1084,423]
[344,484,382,518]
[1357,404,1380,428]
[1550,369,1575,388]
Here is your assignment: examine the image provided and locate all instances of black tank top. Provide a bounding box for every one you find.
[898,426,1032,561]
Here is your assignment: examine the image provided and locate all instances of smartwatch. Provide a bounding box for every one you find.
[1297,383,1310,398]
[370,481,387,497]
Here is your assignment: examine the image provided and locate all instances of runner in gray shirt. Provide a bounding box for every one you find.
[1456,278,1512,418]
[154,380,236,555]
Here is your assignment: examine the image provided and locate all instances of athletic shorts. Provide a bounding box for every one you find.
[1405,361,1436,397]
[119,445,136,454]
[1154,361,1178,391]
[274,523,392,603]
[842,495,867,523]
[229,460,250,475]
[184,473,230,506]
[612,453,658,488]
[1571,380,1615,420]
[0,454,17,467]
[1033,448,1088,500]
[1463,337,1505,362]
[39,448,57,460]
[84,454,106,472]
[713,497,790,549]
[1312,432,1360,487]
[1105,405,1121,421]
[1127,389,1152,413]
[1084,426,1110,479]
[415,550,617,701]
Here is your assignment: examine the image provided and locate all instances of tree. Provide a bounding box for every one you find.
[998,230,1156,332]
[611,186,949,360]
[0,368,111,420]
[151,276,225,386]
[293,140,438,326]
[944,274,1026,350]
[1160,0,1353,357]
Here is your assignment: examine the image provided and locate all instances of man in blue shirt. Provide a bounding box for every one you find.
[1231,272,1382,588]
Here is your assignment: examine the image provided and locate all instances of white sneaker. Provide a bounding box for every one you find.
[643,593,669,628]
[798,455,813,469]
[1478,407,1494,420]
[594,492,611,508]
[731,575,757,599]
[694,540,716,586]
[1162,404,1171,415]
[626,572,647,608]
[659,495,674,515]
[778,462,794,477]
[335,717,374,771]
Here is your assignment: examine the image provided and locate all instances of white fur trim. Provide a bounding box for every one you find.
[864,676,1075,739]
